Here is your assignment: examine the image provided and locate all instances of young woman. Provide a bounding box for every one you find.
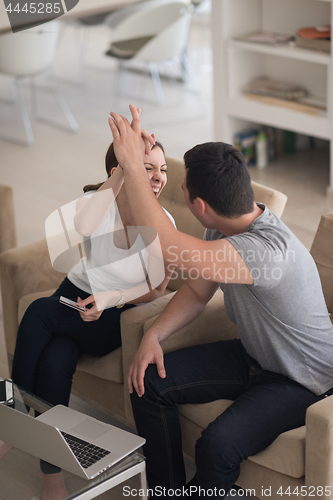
[1,139,175,500]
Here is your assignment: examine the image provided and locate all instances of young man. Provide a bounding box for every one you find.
[109,105,333,498]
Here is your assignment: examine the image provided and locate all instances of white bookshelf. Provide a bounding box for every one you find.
[228,39,331,65]
[211,0,333,198]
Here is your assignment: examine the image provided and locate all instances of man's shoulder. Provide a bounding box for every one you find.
[205,206,304,257]
[204,206,284,242]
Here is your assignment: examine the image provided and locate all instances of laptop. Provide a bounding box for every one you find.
[0,403,145,479]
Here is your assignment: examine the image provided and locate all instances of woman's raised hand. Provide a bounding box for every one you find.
[131,107,155,156]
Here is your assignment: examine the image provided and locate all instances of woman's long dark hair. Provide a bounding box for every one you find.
[83,141,165,193]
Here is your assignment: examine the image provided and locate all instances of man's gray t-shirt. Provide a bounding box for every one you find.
[204,204,333,395]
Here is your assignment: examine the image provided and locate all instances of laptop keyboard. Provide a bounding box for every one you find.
[61,431,111,469]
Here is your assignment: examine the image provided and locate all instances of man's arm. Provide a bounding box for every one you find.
[127,276,218,396]
[75,106,154,237]
[109,105,253,285]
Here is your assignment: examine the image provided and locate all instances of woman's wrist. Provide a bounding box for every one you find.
[115,289,126,308]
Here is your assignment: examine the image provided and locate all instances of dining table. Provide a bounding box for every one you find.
[0,0,141,34]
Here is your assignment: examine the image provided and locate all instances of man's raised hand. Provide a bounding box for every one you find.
[108,104,155,169]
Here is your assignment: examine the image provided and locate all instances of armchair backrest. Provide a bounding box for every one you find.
[310,213,333,319]
[160,156,205,240]
[0,183,17,254]
[251,181,287,219]
[161,156,288,291]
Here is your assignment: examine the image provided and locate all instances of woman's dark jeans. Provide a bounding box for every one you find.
[131,339,332,499]
[11,277,134,474]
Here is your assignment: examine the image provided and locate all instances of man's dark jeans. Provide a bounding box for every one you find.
[131,339,332,499]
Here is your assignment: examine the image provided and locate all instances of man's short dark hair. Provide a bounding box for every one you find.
[184,142,254,218]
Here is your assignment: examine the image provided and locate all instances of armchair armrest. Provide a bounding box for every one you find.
[121,292,175,421]
[0,239,65,359]
[305,395,333,496]
[121,293,175,381]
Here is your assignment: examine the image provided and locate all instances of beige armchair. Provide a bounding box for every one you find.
[0,183,17,254]
[0,156,300,499]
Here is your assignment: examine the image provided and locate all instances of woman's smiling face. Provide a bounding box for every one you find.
[144,146,167,198]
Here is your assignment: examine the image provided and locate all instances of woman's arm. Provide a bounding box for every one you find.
[74,166,124,237]
[125,263,175,304]
[77,263,175,322]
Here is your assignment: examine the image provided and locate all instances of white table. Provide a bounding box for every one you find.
[67,452,147,500]
[0,0,140,34]
[0,379,148,500]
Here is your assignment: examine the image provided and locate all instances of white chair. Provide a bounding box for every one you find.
[104,1,198,104]
[104,0,190,31]
[0,20,78,145]
[57,1,189,85]
[58,11,113,85]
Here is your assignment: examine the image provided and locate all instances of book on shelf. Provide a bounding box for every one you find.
[246,77,308,101]
[243,93,326,117]
[234,129,259,167]
[295,35,331,53]
[235,31,294,45]
[297,96,326,111]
